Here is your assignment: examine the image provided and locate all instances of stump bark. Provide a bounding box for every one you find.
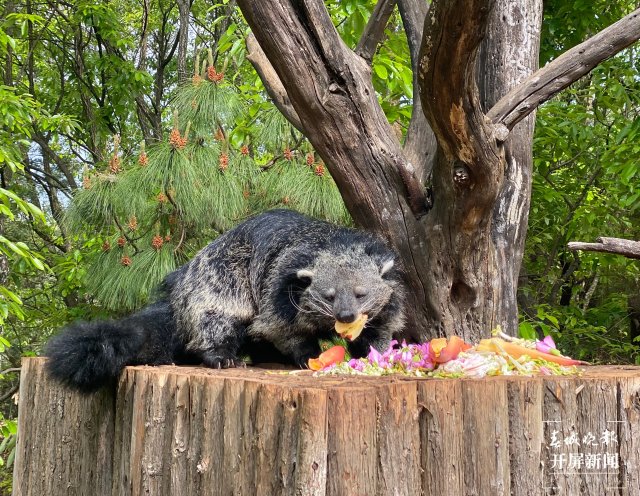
[12,357,640,495]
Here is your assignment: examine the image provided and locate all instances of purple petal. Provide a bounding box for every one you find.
[543,335,556,348]
[368,346,382,365]
[536,335,557,354]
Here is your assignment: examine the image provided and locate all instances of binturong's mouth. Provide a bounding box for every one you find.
[334,314,368,341]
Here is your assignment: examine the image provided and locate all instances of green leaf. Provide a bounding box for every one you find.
[373,63,388,79]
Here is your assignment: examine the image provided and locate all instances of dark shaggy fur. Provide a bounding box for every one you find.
[46,209,406,392]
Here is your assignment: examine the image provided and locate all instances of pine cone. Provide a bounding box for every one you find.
[306,153,315,166]
[138,152,148,166]
[207,66,217,82]
[127,216,138,230]
[109,155,121,174]
[169,128,186,149]
[117,237,126,248]
[240,145,249,156]
[219,153,229,171]
[152,235,164,250]
[157,192,168,203]
[121,256,132,266]
[102,241,111,252]
[283,147,293,161]
[314,164,325,177]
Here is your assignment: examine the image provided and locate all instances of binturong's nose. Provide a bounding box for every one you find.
[335,311,356,323]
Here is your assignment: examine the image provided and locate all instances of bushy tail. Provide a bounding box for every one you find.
[45,302,176,393]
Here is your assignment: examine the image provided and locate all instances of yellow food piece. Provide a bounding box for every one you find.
[334,314,368,341]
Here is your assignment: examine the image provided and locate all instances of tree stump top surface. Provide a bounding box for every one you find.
[124,362,640,386]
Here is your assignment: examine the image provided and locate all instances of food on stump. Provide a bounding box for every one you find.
[308,345,346,371]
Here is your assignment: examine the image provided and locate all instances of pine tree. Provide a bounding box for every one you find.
[66,50,349,311]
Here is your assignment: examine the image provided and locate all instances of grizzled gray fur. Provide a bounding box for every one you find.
[46,209,406,392]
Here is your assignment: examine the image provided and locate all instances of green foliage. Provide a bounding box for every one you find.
[0,409,16,493]
[520,299,640,365]
[0,69,48,330]
[522,15,640,363]
[0,19,54,491]
[327,0,413,127]
[0,414,17,469]
[540,1,637,64]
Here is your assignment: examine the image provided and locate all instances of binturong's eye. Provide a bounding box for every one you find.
[323,288,336,301]
[354,286,368,299]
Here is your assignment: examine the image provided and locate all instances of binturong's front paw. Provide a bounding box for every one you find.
[202,352,243,369]
[294,355,314,369]
[292,348,321,369]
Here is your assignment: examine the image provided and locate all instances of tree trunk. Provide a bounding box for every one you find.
[481,0,543,334]
[416,0,543,339]
[236,0,640,342]
[176,0,190,84]
[13,358,640,495]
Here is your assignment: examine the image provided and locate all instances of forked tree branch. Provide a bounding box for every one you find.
[238,0,428,219]
[419,0,498,176]
[568,237,640,260]
[488,7,640,130]
[245,34,304,133]
[355,0,396,63]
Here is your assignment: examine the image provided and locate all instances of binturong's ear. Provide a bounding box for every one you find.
[380,259,394,276]
[297,269,314,281]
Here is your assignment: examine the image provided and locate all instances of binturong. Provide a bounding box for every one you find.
[45,209,406,392]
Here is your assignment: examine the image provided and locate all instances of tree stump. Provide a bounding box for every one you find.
[12,357,640,495]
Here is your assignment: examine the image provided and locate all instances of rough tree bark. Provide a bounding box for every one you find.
[237,0,640,342]
[417,0,542,338]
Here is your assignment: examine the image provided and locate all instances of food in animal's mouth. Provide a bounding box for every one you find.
[334,313,368,341]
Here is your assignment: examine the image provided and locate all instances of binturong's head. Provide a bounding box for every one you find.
[295,244,399,340]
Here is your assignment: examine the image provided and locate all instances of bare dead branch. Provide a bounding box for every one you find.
[0,384,19,403]
[488,8,640,130]
[355,0,396,63]
[0,367,21,376]
[568,237,640,260]
[245,34,304,133]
